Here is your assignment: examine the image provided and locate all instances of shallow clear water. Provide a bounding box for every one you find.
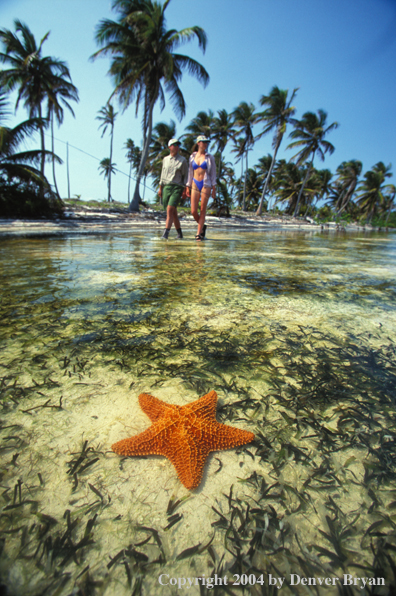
[1,229,396,596]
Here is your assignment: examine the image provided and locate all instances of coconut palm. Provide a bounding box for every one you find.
[0,90,61,216]
[47,78,79,199]
[183,109,214,152]
[211,109,234,182]
[93,0,209,212]
[384,184,396,227]
[305,168,332,218]
[272,160,304,214]
[214,179,233,216]
[356,162,392,224]
[237,167,264,211]
[256,153,274,212]
[231,136,247,208]
[288,110,338,217]
[232,102,260,211]
[330,160,362,215]
[0,93,59,184]
[96,104,118,202]
[124,138,141,203]
[256,86,298,215]
[0,20,78,192]
[218,160,237,204]
[98,157,117,200]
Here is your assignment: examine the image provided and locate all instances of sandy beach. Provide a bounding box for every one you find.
[0,205,375,238]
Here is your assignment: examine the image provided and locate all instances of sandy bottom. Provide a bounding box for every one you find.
[0,230,395,595]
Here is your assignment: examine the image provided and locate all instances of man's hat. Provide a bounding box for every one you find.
[168,138,181,147]
[196,135,210,143]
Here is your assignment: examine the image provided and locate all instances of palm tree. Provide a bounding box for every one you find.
[98,157,117,200]
[330,160,362,215]
[356,162,392,224]
[288,110,338,217]
[237,167,264,211]
[0,91,57,183]
[0,90,61,215]
[384,184,395,227]
[92,0,209,212]
[272,159,304,214]
[305,168,332,218]
[232,102,260,211]
[231,136,247,209]
[48,78,79,199]
[183,109,214,152]
[124,138,141,203]
[215,179,234,215]
[256,86,298,215]
[211,109,234,181]
[0,20,78,193]
[96,104,117,202]
[256,154,273,212]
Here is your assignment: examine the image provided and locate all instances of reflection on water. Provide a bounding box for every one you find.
[0,230,396,595]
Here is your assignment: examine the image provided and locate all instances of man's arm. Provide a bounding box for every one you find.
[159,157,167,196]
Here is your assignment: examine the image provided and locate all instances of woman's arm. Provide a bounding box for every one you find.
[208,154,217,187]
[186,154,194,195]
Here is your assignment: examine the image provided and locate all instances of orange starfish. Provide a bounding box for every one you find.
[112,390,255,490]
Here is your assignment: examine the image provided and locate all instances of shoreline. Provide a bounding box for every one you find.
[0,207,387,238]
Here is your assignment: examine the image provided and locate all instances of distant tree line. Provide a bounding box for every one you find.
[0,1,394,225]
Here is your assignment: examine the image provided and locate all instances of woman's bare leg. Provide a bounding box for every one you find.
[190,188,201,224]
[197,189,211,235]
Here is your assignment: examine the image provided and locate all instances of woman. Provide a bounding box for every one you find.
[186,135,216,241]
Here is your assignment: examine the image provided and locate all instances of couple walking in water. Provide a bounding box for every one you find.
[159,135,216,241]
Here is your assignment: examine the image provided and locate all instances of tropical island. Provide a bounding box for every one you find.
[0,1,395,230]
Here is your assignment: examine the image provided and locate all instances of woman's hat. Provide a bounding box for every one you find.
[196,135,210,143]
[168,138,181,147]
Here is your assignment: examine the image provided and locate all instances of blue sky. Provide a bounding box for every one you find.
[1,0,395,203]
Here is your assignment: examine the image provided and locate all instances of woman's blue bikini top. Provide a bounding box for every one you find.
[192,157,208,170]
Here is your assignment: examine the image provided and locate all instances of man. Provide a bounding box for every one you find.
[159,138,188,239]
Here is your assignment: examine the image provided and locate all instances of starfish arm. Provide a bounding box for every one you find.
[112,420,173,456]
[185,390,218,420]
[163,432,210,490]
[138,393,176,422]
[202,421,255,452]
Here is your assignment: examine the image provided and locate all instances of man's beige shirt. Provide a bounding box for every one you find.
[160,154,188,187]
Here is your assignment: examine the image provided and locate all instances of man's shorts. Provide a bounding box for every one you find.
[162,184,183,208]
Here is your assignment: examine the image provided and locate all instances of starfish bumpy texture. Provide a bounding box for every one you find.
[112,390,255,490]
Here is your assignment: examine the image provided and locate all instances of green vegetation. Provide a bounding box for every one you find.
[0,1,394,224]
[0,20,78,217]
[92,0,209,212]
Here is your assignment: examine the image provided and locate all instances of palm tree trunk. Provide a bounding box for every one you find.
[129,95,156,212]
[127,162,132,203]
[256,136,281,216]
[66,142,71,198]
[238,157,244,209]
[217,149,224,183]
[51,113,60,199]
[242,149,248,211]
[385,193,394,226]
[293,157,313,217]
[39,103,46,198]
[335,188,346,214]
[338,181,356,215]
[108,123,114,202]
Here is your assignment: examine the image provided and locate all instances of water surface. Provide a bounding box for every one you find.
[1,230,396,595]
